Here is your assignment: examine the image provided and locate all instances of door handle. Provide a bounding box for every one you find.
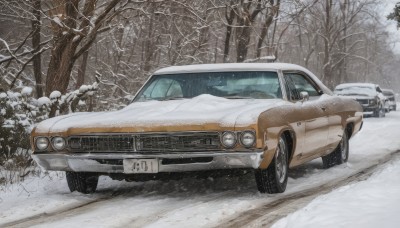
[321,107,327,111]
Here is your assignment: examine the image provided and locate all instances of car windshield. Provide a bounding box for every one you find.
[334,86,376,97]
[133,71,282,102]
[383,91,393,97]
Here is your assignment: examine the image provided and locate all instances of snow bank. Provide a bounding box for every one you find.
[271,112,400,228]
[50,91,61,100]
[37,97,51,106]
[21,87,33,96]
[273,157,400,228]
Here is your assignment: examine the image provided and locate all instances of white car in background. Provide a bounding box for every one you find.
[334,83,386,117]
[382,89,397,111]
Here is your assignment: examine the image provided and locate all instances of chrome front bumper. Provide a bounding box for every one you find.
[32,151,264,173]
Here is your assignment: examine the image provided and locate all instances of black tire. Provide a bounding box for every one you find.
[394,105,397,111]
[322,130,349,169]
[255,136,288,194]
[373,105,385,118]
[66,172,99,194]
[373,107,379,117]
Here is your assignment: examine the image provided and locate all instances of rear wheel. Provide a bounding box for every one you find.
[255,136,288,194]
[66,172,99,194]
[322,130,349,168]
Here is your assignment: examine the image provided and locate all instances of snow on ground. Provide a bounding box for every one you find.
[272,156,400,228]
[1,110,400,227]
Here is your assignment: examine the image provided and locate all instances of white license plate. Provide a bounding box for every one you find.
[123,159,159,174]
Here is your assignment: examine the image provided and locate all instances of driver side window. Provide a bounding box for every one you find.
[284,73,320,101]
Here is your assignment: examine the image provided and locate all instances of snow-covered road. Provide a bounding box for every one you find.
[1,111,400,228]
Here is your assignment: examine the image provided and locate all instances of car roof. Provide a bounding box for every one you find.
[154,63,310,75]
[335,83,377,89]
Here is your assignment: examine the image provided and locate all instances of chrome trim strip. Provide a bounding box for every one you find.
[32,150,264,173]
[66,131,223,153]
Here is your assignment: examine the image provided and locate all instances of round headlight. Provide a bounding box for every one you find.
[221,131,236,148]
[35,137,49,150]
[52,137,66,150]
[240,131,256,148]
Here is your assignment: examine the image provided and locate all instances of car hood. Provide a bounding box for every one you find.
[336,95,374,100]
[33,94,289,135]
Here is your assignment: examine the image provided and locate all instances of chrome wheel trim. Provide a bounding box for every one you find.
[341,132,348,160]
[275,138,287,184]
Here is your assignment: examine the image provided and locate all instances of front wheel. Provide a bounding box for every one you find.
[255,136,288,194]
[373,105,385,118]
[66,172,99,194]
[322,129,349,168]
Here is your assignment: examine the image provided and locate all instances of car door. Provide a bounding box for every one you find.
[283,71,330,159]
[376,85,388,111]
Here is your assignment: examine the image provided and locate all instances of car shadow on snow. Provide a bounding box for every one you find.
[288,159,324,179]
[94,170,257,198]
[89,160,325,198]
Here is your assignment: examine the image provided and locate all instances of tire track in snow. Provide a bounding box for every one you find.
[116,190,238,228]
[0,188,136,228]
[216,150,400,228]
[1,186,237,228]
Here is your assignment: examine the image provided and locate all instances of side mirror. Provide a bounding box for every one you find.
[300,91,309,102]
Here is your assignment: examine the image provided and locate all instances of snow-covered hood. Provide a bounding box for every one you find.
[33,94,289,135]
[336,94,375,100]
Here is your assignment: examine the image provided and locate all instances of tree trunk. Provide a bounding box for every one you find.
[143,4,155,73]
[223,25,234,63]
[45,42,78,95]
[236,18,252,62]
[339,0,348,83]
[76,51,89,89]
[31,0,43,98]
[256,15,274,58]
[45,0,80,95]
[223,3,236,63]
[256,1,280,58]
[235,0,263,62]
[322,0,332,87]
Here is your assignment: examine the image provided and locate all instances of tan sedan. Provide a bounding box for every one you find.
[31,63,363,194]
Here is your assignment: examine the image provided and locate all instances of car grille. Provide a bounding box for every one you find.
[356,99,368,105]
[137,133,220,152]
[68,132,221,153]
[68,135,135,152]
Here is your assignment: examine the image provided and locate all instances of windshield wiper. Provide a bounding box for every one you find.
[160,97,186,101]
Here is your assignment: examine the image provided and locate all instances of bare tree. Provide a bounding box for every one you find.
[44,0,123,96]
